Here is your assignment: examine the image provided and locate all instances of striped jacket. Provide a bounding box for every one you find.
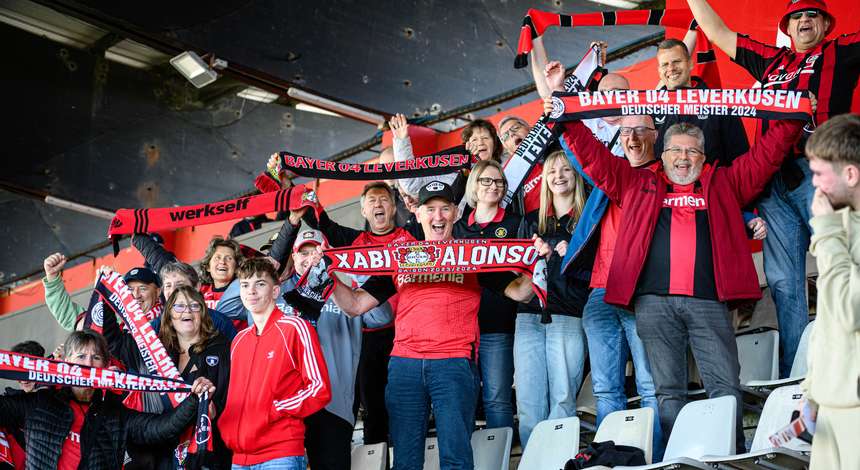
[218,308,330,466]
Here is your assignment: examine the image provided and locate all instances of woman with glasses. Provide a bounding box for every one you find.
[102,283,232,469]
[513,150,592,449]
[453,159,522,432]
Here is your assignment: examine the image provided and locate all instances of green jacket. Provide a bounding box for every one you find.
[42,275,84,331]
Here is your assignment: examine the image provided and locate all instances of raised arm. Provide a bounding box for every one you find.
[686,0,738,59]
[390,113,458,196]
[131,234,178,275]
[42,253,84,331]
[329,276,384,317]
[126,378,213,444]
[531,36,552,99]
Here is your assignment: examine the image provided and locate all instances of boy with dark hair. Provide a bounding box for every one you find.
[218,258,330,470]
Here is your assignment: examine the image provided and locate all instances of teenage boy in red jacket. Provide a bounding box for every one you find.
[218,258,331,469]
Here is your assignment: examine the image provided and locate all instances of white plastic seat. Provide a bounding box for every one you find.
[351,442,388,470]
[746,321,815,389]
[615,395,737,470]
[518,416,580,470]
[701,384,810,469]
[421,436,440,470]
[593,407,654,464]
[471,427,512,470]
[736,329,780,384]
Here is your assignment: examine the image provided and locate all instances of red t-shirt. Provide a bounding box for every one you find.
[57,401,89,470]
[521,163,544,214]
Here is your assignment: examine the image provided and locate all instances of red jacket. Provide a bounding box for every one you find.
[218,308,331,466]
[559,119,802,309]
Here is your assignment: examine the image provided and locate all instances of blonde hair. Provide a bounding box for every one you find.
[538,151,587,235]
[464,159,507,209]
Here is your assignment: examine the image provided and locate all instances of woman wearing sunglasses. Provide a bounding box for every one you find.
[102,283,232,469]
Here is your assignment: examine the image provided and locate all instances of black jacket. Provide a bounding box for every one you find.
[652,77,750,167]
[518,211,593,317]
[454,208,523,334]
[0,388,198,470]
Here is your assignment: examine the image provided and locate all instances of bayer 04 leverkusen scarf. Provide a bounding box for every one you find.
[276,145,474,181]
[514,8,720,87]
[501,45,603,209]
[546,88,813,122]
[324,238,549,308]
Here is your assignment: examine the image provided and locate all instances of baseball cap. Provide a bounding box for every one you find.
[779,0,835,36]
[124,267,161,287]
[418,180,455,205]
[293,229,329,253]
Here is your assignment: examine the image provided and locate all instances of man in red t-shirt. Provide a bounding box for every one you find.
[687,0,860,378]
[324,181,538,470]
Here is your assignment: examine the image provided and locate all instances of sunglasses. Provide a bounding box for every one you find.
[789,10,820,20]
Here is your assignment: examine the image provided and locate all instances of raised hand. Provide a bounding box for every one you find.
[811,188,834,217]
[43,253,67,281]
[544,60,566,92]
[389,113,410,140]
[267,153,281,173]
[589,41,608,65]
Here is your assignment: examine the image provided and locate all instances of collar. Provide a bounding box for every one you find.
[255,305,284,335]
[468,206,505,227]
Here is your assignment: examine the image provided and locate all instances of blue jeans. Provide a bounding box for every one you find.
[232,456,306,470]
[479,333,514,429]
[757,159,813,378]
[513,313,586,449]
[635,295,745,454]
[386,356,480,470]
[583,288,663,461]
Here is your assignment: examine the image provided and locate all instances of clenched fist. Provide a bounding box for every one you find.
[43,253,67,281]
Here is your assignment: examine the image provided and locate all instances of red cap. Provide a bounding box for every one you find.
[779,0,835,36]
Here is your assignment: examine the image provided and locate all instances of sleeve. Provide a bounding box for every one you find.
[302,209,361,248]
[208,309,238,341]
[268,220,301,268]
[273,320,332,418]
[358,276,397,305]
[557,121,637,204]
[719,115,751,166]
[727,120,802,206]
[214,280,249,323]
[125,394,199,445]
[731,34,784,81]
[393,135,458,196]
[809,212,860,332]
[102,301,142,373]
[131,235,178,276]
[836,30,860,67]
[361,301,395,329]
[42,276,84,331]
[560,138,596,187]
[0,394,35,430]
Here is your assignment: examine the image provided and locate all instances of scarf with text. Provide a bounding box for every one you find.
[93,272,188,406]
[502,45,602,208]
[276,145,474,181]
[108,186,316,254]
[0,429,11,466]
[84,289,162,334]
[514,8,720,87]
[324,239,548,307]
[547,88,813,122]
[0,350,191,393]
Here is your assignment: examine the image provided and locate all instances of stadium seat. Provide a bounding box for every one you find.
[614,395,737,470]
[736,329,780,384]
[746,321,815,390]
[518,416,580,470]
[701,384,810,469]
[593,407,655,464]
[423,437,440,470]
[351,442,388,470]
[471,427,513,470]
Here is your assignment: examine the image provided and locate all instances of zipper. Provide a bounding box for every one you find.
[235,334,259,451]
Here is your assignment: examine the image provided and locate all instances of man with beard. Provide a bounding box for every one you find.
[546,94,804,452]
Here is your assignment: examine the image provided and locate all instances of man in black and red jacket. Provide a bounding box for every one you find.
[687,0,860,378]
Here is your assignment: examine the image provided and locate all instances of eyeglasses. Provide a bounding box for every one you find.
[477,177,505,187]
[172,302,202,313]
[789,10,819,20]
[499,123,525,142]
[619,126,656,136]
[663,147,704,158]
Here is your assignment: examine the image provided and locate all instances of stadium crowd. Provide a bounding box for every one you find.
[1,0,858,469]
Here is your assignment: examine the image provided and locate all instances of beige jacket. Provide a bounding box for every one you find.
[803,209,860,408]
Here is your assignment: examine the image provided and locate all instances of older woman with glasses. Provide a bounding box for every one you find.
[102,279,232,469]
[453,159,523,431]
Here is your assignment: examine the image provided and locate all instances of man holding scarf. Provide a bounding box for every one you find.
[687,0,860,378]
[322,181,540,470]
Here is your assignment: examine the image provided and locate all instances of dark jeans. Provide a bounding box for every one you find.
[304,409,353,470]
[386,356,480,470]
[634,295,745,454]
[358,327,395,444]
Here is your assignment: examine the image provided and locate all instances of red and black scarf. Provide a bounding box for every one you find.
[546,88,813,122]
[514,8,720,87]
